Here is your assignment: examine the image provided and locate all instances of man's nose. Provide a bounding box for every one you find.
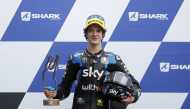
[92,30,98,35]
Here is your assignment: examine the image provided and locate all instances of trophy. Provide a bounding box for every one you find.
[42,55,60,106]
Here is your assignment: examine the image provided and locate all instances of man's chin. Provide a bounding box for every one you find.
[90,42,100,45]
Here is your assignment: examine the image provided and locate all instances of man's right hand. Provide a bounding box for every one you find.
[44,89,56,99]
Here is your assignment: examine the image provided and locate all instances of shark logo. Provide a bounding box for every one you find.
[160,62,170,72]
[21,11,31,21]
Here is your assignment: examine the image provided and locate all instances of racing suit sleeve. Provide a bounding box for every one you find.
[54,55,80,100]
[107,54,141,103]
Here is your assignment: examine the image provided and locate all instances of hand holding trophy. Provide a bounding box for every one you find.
[43,55,60,106]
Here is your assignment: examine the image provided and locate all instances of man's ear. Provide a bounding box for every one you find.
[83,28,88,40]
[102,32,105,38]
[85,34,88,40]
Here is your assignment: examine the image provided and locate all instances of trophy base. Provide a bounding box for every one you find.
[43,99,60,106]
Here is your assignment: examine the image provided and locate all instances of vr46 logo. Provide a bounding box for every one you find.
[82,67,104,80]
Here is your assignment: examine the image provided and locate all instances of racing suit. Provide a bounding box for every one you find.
[54,49,141,109]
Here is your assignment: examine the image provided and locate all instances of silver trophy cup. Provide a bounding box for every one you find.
[42,55,60,106]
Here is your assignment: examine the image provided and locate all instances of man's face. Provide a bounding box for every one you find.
[86,24,104,45]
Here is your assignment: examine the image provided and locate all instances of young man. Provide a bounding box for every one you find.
[44,15,141,109]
